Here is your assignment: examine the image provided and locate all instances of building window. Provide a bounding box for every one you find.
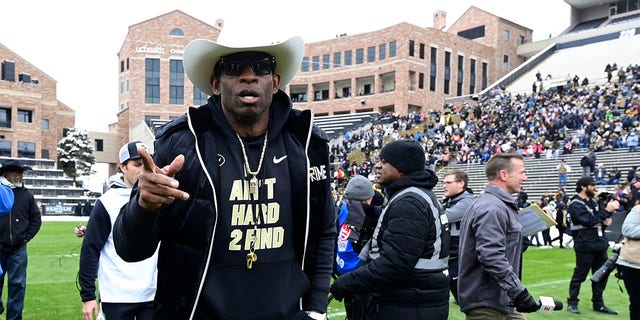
[17,141,35,158]
[379,43,386,60]
[519,35,526,44]
[409,40,415,57]
[470,58,476,93]
[482,62,488,89]
[389,41,396,57]
[0,107,10,128]
[419,43,425,59]
[41,149,49,159]
[0,141,10,157]
[367,46,376,63]
[503,55,509,71]
[418,73,424,89]
[504,30,510,41]
[457,54,464,96]
[444,51,451,95]
[333,52,341,67]
[127,79,130,91]
[193,87,208,105]
[312,56,320,71]
[170,28,184,36]
[322,54,330,69]
[95,139,104,152]
[1,60,16,82]
[120,81,125,94]
[429,47,437,92]
[301,57,310,72]
[145,58,160,104]
[170,59,184,105]
[145,115,160,127]
[17,109,33,123]
[120,60,125,73]
[41,119,49,130]
[344,50,353,66]
[355,48,364,64]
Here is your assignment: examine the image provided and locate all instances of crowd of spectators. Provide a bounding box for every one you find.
[329,63,640,189]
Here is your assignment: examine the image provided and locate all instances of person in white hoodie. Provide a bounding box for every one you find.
[78,141,157,320]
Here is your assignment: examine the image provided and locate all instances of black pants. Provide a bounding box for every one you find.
[568,249,608,306]
[101,301,154,320]
[448,259,459,303]
[619,265,640,320]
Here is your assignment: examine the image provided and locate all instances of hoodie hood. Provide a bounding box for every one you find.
[385,169,439,198]
[107,174,128,189]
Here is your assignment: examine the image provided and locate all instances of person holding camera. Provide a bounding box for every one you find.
[616,188,640,320]
[566,176,620,315]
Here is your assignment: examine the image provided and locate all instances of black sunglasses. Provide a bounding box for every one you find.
[216,56,276,76]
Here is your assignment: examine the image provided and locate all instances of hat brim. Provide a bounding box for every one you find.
[183,36,304,96]
[0,165,32,175]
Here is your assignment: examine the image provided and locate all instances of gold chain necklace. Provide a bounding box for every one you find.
[235,130,268,269]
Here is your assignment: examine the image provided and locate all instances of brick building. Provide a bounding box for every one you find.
[290,6,531,116]
[0,44,75,159]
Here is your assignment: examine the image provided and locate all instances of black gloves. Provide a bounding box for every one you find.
[329,282,346,302]
[513,288,539,313]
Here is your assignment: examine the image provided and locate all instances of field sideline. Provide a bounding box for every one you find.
[2,220,629,319]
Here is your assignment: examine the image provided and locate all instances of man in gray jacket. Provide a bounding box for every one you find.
[458,153,539,319]
[441,169,474,303]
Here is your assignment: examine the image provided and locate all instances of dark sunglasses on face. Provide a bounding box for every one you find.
[217,57,276,76]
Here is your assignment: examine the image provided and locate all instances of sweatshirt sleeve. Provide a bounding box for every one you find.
[78,200,111,302]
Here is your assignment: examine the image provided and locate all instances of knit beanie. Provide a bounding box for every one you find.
[345,175,375,201]
[379,139,425,174]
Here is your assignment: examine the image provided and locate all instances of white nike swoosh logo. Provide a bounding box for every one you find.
[273,155,287,164]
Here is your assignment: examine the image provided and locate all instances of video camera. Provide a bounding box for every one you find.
[590,246,622,284]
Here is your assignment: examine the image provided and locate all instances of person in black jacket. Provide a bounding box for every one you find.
[113,36,335,320]
[330,139,450,319]
[0,159,41,319]
[567,176,620,315]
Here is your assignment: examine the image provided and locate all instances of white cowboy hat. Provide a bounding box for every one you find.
[183,36,304,96]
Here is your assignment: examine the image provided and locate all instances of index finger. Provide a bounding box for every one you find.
[138,145,157,174]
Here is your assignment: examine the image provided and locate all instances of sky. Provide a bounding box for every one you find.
[1,0,571,132]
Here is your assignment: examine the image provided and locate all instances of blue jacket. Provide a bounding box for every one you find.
[114,90,335,320]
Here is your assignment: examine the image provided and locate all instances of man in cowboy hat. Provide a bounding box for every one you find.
[0,159,41,319]
[113,35,335,320]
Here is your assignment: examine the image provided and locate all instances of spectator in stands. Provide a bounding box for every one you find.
[581,151,593,177]
[78,141,157,320]
[0,160,41,319]
[627,129,639,152]
[595,163,607,185]
[606,167,621,185]
[517,188,529,209]
[441,169,475,303]
[556,159,571,187]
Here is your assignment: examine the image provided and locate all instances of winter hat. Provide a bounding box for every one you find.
[379,139,425,174]
[345,175,374,201]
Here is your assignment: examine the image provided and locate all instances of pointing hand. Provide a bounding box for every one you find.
[136,146,189,211]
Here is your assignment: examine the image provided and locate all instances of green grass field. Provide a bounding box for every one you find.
[1,221,630,319]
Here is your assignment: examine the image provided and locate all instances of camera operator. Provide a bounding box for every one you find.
[616,188,640,320]
[567,176,620,315]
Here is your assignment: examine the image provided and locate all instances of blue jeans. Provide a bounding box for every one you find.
[558,173,567,187]
[0,243,28,320]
